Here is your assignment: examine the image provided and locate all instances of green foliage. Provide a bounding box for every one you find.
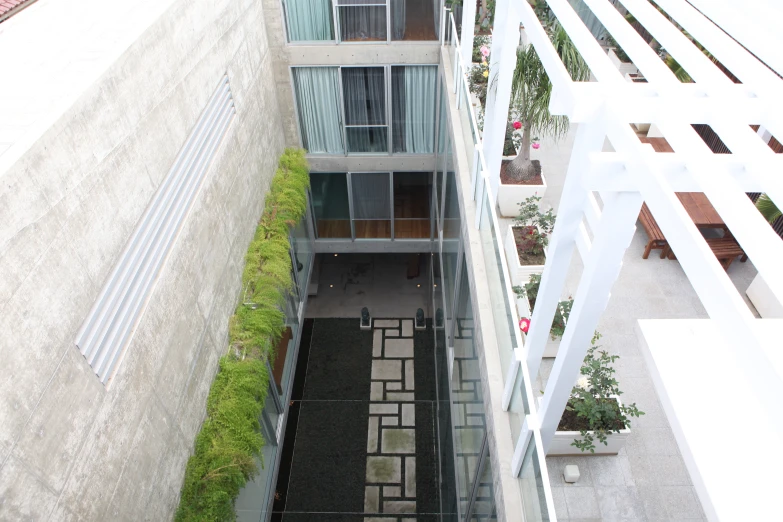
[468,62,489,107]
[566,333,644,453]
[756,193,782,224]
[510,22,589,159]
[512,274,571,340]
[513,196,556,257]
[471,34,491,63]
[175,148,310,521]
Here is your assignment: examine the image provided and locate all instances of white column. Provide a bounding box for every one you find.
[524,122,606,383]
[481,0,521,201]
[460,0,477,66]
[537,191,643,450]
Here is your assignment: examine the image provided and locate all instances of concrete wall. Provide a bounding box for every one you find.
[0,0,285,519]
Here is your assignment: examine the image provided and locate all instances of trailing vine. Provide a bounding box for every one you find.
[175,148,310,521]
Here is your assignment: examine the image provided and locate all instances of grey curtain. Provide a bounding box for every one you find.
[392,66,437,153]
[286,0,334,41]
[391,0,406,40]
[343,67,388,152]
[437,80,448,154]
[433,0,440,37]
[337,1,387,41]
[293,67,344,154]
[351,173,391,219]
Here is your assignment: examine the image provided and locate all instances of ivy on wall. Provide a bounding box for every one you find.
[175,148,310,521]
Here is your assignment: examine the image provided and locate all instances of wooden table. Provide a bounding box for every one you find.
[676,192,726,230]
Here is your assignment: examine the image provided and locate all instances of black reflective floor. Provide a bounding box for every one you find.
[272,318,452,522]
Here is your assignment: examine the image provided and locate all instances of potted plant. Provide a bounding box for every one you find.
[548,333,645,455]
[498,23,589,217]
[513,275,572,357]
[504,196,555,286]
[502,119,522,159]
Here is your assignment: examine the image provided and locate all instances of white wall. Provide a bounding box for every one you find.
[0,0,286,518]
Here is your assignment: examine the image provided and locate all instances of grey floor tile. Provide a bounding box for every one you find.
[636,485,669,520]
[640,428,680,456]
[651,455,692,486]
[660,486,704,519]
[550,486,569,519]
[594,486,645,519]
[627,455,656,487]
[587,457,625,487]
[564,487,600,518]
[546,456,594,487]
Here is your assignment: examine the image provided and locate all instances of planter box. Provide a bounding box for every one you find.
[504,224,546,287]
[607,48,638,76]
[498,171,547,218]
[547,395,631,456]
[746,273,783,318]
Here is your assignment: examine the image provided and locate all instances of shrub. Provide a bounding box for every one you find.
[512,274,572,340]
[175,148,310,521]
[513,196,556,257]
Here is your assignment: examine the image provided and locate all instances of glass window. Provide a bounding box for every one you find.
[284,0,335,41]
[310,173,351,238]
[336,0,387,42]
[393,172,431,239]
[350,172,391,238]
[392,66,438,153]
[390,0,439,41]
[342,67,388,153]
[293,67,344,154]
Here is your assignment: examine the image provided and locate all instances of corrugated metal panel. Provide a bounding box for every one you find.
[75,75,235,386]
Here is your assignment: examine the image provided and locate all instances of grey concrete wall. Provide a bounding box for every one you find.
[0,0,285,519]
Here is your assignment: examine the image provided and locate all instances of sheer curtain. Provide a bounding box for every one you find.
[437,79,448,154]
[351,173,390,219]
[293,68,344,154]
[392,66,437,153]
[342,67,388,152]
[391,0,406,40]
[286,0,334,41]
[337,0,387,41]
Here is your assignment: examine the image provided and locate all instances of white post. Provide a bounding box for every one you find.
[460,0,477,66]
[538,191,643,450]
[511,415,532,476]
[525,122,606,383]
[481,0,521,201]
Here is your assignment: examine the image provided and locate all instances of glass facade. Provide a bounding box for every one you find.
[284,0,440,43]
[293,65,440,156]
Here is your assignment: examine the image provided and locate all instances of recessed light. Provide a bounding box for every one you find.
[417,284,421,288]
[434,284,437,287]
[334,254,338,257]
[330,284,334,288]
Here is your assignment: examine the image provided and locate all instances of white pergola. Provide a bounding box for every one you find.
[461,0,783,520]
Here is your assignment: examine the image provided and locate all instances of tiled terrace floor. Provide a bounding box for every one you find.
[505,127,759,521]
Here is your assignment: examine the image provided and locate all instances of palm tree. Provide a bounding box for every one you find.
[756,193,782,224]
[505,23,590,182]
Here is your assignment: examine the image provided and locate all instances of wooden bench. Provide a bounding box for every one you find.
[664,237,747,270]
[705,237,747,270]
[639,203,668,259]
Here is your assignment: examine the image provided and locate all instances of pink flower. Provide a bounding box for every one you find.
[513,121,522,130]
[519,318,531,333]
[532,142,540,149]
[480,45,490,57]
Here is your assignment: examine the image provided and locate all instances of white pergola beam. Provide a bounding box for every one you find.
[607,118,783,439]
[656,120,783,303]
[617,0,732,87]
[584,152,766,192]
[653,0,783,93]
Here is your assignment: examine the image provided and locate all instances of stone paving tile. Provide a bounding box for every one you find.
[594,486,645,519]
[564,487,600,518]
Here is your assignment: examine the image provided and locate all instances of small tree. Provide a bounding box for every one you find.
[513,196,555,257]
[566,333,644,452]
[506,23,589,182]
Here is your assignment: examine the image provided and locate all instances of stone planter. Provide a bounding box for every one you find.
[498,170,547,218]
[504,224,546,287]
[547,395,631,456]
[607,48,638,76]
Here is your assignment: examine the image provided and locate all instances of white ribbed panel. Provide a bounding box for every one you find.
[75,75,235,386]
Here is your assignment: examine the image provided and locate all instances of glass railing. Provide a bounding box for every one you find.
[444,8,556,521]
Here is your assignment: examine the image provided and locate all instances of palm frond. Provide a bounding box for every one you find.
[756,193,782,224]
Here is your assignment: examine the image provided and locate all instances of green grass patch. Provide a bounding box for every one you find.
[175,148,310,521]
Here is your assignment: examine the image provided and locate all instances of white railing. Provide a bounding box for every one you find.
[444,9,557,522]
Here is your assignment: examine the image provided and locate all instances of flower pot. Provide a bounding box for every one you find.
[498,170,547,218]
[547,395,631,456]
[504,224,546,287]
